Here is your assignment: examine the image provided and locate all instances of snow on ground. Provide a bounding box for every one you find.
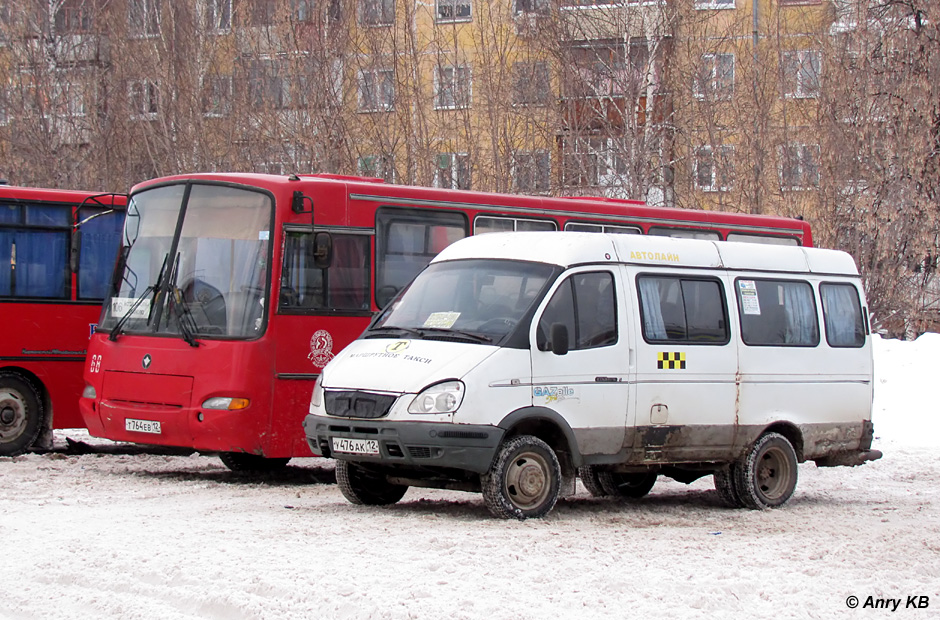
[2,335,939,620]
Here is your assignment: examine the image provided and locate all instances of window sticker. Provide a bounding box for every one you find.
[423,311,460,329]
[259,230,270,241]
[111,297,150,320]
[738,280,761,315]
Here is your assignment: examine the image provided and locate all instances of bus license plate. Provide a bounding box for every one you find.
[125,418,161,434]
[332,437,379,455]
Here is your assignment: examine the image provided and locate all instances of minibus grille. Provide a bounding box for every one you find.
[324,391,396,419]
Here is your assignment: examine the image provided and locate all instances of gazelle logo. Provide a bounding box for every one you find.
[142,354,152,369]
[386,341,410,353]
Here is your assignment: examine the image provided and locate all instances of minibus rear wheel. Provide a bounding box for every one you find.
[336,460,408,505]
[713,463,746,508]
[578,465,609,497]
[0,373,44,457]
[482,435,561,519]
[734,432,799,509]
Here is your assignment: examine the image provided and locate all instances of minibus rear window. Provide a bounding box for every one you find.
[820,283,865,348]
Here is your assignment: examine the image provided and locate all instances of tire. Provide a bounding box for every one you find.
[219,452,291,472]
[733,432,799,509]
[481,435,561,519]
[597,471,657,498]
[713,463,746,508]
[335,460,408,506]
[578,465,609,497]
[0,373,44,457]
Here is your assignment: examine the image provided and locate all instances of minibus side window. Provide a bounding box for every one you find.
[537,271,617,351]
[819,283,865,348]
[637,275,729,344]
[736,278,819,347]
[280,232,371,312]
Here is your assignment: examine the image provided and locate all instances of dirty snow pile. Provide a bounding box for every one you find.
[1,334,939,620]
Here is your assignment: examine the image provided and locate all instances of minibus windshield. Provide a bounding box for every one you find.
[99,183,273,340]
[369,259,556,344]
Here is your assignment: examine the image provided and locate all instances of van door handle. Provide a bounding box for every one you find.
[595,376,621,383]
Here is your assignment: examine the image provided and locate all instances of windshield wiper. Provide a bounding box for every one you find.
[109,253,168,342]
[364,326,425,339]
[165,253,200,348]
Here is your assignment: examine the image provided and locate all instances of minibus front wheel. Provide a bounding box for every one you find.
[734,432,799,509]
[219,452,290,472]
[336,460,408,506]
[482,435,561,519]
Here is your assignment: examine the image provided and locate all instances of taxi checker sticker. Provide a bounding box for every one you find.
[657,352,686,370]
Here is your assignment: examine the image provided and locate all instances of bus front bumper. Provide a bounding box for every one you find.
[303,414,504,474]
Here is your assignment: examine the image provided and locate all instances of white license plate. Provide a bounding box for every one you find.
[332,437,379,455]
[125,418,161,434]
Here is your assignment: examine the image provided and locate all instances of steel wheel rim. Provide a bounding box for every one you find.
[756,446,792,502]
[0,389,27,442]
[504,451,551,510]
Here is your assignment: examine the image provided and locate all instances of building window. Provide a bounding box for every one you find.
[128,79,159,120]
[565,40,649,99]
[203,75,232,117]
[55,0,96,34]
[783,50,821,98]
[434,65,472,110]
[694,0,734,8]
[359,154,395,182]
[512,61,550,106]
[779,144,820,190]
[361,0,394,25]
[204,0,231,32]
[292,0,315,21]
[512,150,551,194]
[437,0,471,22]
[247,61,299,110]
[514,0,549,14]
[358,69,394,112]
[561,136,630,188]
[250,0,277,25]
[435,153,471,190]
[694,145,734,192]
[128,0,160,37]
[694,53,734,100]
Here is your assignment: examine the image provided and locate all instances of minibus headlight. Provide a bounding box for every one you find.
[408,381,465,414]
[82,384,96,399]
[202,397,250,411]
[310,376,324,410]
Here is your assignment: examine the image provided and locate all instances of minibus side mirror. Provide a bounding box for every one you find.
[549,323,569,356]
[313,231,333,269]
[69,228,81,273]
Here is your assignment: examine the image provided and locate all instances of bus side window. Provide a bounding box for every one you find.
[280,231,370,312]
[77,208,126,300]
[0,203,70,299]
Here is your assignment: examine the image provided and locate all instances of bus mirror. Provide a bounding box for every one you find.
[549,323,569,356]
[69,228,81,273]
[313,232,333,269]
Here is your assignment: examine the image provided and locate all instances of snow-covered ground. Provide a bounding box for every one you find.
[2,335,939,619]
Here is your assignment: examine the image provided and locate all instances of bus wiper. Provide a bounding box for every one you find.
[109,253,168,342]
[364,325,424,339]
[165,253,200,348]
[417,327,492,344]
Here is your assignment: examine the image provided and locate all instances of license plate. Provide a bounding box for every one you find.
[332,437,379,455]
[125,418,161,434]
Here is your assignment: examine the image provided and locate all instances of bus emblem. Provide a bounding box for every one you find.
[308,330,334,368]
[142,354,152,369]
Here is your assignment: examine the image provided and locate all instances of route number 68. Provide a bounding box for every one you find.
[89,354,102,373]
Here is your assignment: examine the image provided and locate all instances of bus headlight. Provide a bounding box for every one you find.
[408,381,464,414]
[310,376,324,410]
[82,384,96,399]
[202,397,250,410]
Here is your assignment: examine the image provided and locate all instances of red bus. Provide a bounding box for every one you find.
[1,183,126,456]
[79,173,811,470]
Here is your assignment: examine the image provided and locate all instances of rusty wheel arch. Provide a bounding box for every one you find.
[760,422,805,462]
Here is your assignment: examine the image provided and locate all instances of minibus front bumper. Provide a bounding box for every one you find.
[302,414,504,474]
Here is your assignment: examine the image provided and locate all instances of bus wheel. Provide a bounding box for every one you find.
[734,432,799,509]
[219,452,290,472]
[578,465,609,497]
[335,460,407,506]
[482,435,560,519]
[0,373,44,457]
[713,463,746,508]
[597,471,657,499]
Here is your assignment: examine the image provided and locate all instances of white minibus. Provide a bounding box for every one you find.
[303,232,881,519]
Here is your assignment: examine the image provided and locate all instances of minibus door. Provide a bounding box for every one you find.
[529,268,630,456]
